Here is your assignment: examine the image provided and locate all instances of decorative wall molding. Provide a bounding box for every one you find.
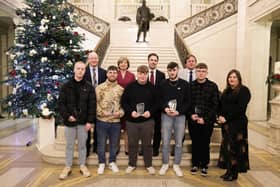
[175,0,237,38]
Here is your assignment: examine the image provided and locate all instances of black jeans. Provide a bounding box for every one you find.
[188,122,213,168]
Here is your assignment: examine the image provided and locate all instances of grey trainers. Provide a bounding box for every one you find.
[80,165,91,177]
[59,167,71,180]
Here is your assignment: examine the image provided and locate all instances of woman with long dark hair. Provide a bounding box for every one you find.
[217,69,251,181]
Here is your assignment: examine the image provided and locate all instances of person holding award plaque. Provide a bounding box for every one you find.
[95,66,124,174]
[189,63,219,177]
[121,65,158,175]
[158,62,191,177]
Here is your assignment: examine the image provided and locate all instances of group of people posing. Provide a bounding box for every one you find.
[58,51,251,182]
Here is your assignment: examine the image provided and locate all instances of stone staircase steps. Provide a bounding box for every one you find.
[41,126,222,166]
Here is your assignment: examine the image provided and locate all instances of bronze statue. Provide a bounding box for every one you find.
[136,0,154,42]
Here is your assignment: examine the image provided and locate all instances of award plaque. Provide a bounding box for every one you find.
[136,103,145,115]
[168,99,177,111]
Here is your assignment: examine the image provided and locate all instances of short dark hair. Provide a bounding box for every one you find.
[107,65,118,72]
[137,65,149,73]
[167,61,178,69]
[148,53,159,61]
[196,63,208,69]
[117,56,130,69]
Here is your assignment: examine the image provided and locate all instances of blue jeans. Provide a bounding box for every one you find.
[96,120,121,164]
[161,113,186,165]
[65,125,88,167]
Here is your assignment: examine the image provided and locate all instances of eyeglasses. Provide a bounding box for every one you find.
[196,69,207,73]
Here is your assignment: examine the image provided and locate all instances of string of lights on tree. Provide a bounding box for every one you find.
[2,0,86,118]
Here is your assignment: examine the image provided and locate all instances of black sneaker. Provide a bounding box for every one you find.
[201,168,208,177]
[190,166,198,175]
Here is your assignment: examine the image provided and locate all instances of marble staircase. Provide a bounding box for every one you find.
[40,125,222,166]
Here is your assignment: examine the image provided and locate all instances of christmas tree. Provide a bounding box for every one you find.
[2,0,85,118]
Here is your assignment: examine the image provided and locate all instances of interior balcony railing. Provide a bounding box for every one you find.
[66,2,110,64]
[115,3,170,21]
[174,0,237,66]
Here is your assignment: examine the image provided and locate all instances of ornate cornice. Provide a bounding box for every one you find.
[176,0,237,38]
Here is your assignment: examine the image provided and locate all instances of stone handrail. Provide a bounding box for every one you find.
[94,28,110,65]
[66,2,110,64]
[174,28,190,67]
[66,2,109,38]
[176,0,237,38]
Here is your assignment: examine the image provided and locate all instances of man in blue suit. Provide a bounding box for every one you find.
[84,51,106,156]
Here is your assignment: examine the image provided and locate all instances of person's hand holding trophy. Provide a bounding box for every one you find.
[165,99,178,116]
[192,106,205,125]
[131,103,150,118]
[104,102,121,118]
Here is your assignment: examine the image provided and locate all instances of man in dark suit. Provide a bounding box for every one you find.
[147,53,165,156]
[84,51,106,156]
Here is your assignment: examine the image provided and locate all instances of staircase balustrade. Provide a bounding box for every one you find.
[174,28,190,68]
[176,0,237,39]
[174,0,237,65]
[94,28,110,65]
[66,2,110,64]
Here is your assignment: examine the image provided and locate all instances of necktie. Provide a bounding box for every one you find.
[150,71,155,85]
[92,68,97,87]
[189,70,193,82]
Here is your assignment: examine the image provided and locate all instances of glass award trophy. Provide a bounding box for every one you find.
[136,103,145,115]
[109,102,115,114]
[194,106,202,117]
[168,99,177,111]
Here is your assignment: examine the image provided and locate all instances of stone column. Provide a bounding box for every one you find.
[267,84,280,154]
[246,21,272,121]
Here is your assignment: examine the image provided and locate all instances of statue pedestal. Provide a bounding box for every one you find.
[267,85,280,154]
[36,117,55,150]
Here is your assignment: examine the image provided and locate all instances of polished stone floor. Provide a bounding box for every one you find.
[0,119,279,187]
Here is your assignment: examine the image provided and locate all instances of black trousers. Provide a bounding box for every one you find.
[86,125,98,156]
[126,119,154,167]
[152,112,161,152]
[188,122,213,168]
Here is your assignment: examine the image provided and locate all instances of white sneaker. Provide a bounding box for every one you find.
[80,165,91,177]
[146,166,156,175]
[59,167,71,180]
[97,163,105,174]
[159,164,169,175]
[109,162,119,173]
[125,166,135,174]
[173,164,183,177]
